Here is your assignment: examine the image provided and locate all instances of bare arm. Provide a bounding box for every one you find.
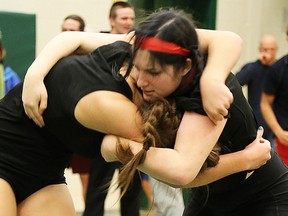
[182,128,270,187]
[74,90,143,140]
[22,32,132,127]
[102,110,270,187]
[22,29,241,127]
[196,29,243,123]
[101,111,224,185]
[102,122,270,187]
[261,93,288,145]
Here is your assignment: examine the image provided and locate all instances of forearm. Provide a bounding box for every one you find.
[196,29,242,122]
[102,134,269,188]
[101,135,203,186]
[26,32,127,80]
[137,147,201,186]
[261,95,282,135]
[262,107,282,135]
[182,151,249,188]
[198,29,243,81]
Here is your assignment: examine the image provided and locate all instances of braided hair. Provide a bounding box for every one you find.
[116,98,221,198]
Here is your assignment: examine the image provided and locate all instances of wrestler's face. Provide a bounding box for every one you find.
[133,49,186,102]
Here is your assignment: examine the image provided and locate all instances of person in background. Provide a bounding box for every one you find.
[61,14,85,32]
[84,2,143,216]
[261,29,288,166]
[150,177,185,216]
[236,34,278,145]
[101,1,135,34]
[140,172,153,208]
[0,30,20,99]
[61,14,91,202]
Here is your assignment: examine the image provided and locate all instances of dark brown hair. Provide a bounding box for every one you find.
[63,14,85,31]
[116,98,221,198]
[109,1,134,19]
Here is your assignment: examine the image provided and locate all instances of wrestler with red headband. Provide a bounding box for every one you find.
[2,8,272,216]
[102,9,288,216]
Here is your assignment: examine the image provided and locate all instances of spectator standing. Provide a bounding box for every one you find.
[108,1,135,34]
[61,14,91,202]
[261,29,288,165]
[150,177,185,216]
[62,14,85,32]
[0,30,20,99]
[84,2,142,216]
[236,34,278,144]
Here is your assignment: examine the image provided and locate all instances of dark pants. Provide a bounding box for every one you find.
[83,156,141,216]
[183,149,288,216]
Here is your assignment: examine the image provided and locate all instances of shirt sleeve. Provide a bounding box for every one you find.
[4,66,21,94]
[235,63,252,86]
[263,64,279,95]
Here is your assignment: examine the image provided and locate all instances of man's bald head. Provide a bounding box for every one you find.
[258,34,278,65]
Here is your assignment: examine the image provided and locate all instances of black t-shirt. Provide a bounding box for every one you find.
[0,41,132,179]
[177,71,258,192]
[263,55,288,130]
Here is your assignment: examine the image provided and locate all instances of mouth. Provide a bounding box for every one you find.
[142,90,154,97]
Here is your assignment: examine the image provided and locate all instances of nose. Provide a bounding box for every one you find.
[127,19,134,27]
[136,71,149,88]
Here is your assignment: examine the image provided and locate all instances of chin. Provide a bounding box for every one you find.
[143,94,155,102]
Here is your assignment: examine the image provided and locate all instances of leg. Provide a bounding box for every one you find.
[140,173,153,208]
[120,172,142,216]
[150,178,185,216]
[68,154,92,202]
[0,178,17,216]
[18,184,76,216]
[79,173,89,202]
[83,157,119,216]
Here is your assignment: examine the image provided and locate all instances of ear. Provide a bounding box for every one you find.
[109,17,115,27]
[181,58,192,77]
[0,48,5,61]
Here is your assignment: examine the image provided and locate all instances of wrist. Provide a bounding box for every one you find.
[232,150,251,171]
[129,140,143,156]
[200,70,226,85]
[25,67,45,81]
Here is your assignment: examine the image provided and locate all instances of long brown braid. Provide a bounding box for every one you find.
[116,98,221,198]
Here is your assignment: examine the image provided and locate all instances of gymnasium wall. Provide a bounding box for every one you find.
[0,0,287,79]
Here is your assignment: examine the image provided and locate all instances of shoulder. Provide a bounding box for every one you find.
[272,55,288,68]
[4,66,20,80]
[239,60,261,71]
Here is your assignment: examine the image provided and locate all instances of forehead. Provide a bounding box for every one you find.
[62,19,81,31]
[260,37,278,50]
[134,49,154,63]
[134,49,170,71]
[115,7,135,18]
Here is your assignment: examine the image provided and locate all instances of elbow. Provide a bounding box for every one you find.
[229,31,243,55]
[169,171,197,187]
[234,32,243,47]
[226,31,243,48]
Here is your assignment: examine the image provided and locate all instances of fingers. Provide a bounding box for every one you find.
[207,108,229,125]
[256,126,264,140]
[34,114,45,128]
[28,107,45,128]
[23,101,46,128]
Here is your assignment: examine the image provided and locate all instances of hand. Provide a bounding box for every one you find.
[101,135,118,162]
[244,127,271,170]
[275,129,288,146]
[22,74,47,127]
[200,78,233,124]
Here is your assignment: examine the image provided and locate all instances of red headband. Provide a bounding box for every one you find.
[139,36,190,56]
